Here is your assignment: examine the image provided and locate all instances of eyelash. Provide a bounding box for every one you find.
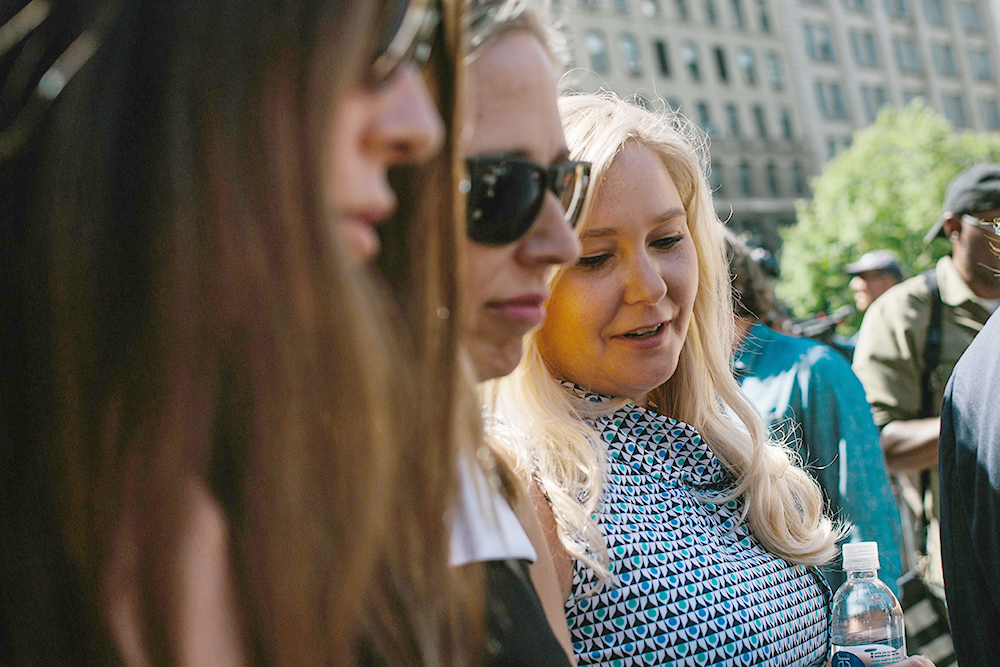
[577,235,683,269]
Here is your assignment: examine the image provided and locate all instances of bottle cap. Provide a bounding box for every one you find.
[842,541,880,571]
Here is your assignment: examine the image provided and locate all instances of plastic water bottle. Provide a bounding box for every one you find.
[829,542,906,667]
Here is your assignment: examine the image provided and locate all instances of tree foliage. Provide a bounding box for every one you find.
[777,101,1000,329]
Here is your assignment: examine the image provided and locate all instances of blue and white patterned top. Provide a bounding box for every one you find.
[565,386,831,667]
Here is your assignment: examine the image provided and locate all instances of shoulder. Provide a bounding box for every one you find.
[867,273,933,324]
[855,275,933,357]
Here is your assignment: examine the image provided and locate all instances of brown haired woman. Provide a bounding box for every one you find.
[0,0,475,665]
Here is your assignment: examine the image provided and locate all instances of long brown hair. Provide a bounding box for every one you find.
[0,0,472,665]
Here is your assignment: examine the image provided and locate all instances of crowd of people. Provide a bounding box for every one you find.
[1,0,992,665]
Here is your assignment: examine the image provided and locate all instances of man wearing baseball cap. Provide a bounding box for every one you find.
[852,164,1000,605]
[844,250,904,314]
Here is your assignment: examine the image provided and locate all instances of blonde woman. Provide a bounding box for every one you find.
[488,92,933,667]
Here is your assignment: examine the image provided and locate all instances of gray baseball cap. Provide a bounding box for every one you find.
[844,250,903,278]
[925,163,1000,242]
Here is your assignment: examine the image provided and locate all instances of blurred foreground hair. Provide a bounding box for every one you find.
[0,0,476,665]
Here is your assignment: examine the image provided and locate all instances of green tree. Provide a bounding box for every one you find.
[777,101,1000,330]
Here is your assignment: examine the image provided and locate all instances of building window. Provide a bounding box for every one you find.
[580,0,603,9]
[884,0,910,18]
[709,164,723,194]
[979,99,1000,130]
[641,0,662,16]
[705,0,720,22]
[753,104,768,138]
[842,0,868,11]
[766,163,779,196]
[738,162,753,196]
[778,105,793,139]
[830,83,848,118]
[827,137,840,159]
[968,49,993,80]
[893,38,923,73]
[943,94,969,127]
[696,100,719,136]
[850,31,879,67]
[861,85,888,121]
[655,40,671,76]
[714,47,729,82]
[725,103,742,137]
[923,0,948,24]
[815,81,849,118]
[792,163,807,195]
[618,33,645,76]
[683,42,701,81]
[738,49,757,85]
[932,43,958,76]
[766,51,785,89]
[676,0,691,20]
[755,0,771,30]
[804,25,836,62]
[585,30,610,73]
[958,2,983,31]
[730,0,747,28]
[614,0,631,11]
[902,90,926,105]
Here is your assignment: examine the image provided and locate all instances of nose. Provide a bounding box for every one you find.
[849,276,864,292]
[516,192,582,268]
[622,247,668,305]
[369,66,445,165]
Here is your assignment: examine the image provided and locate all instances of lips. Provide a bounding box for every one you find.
[617,322,666,339]
[611,320,669,349]
[487,293,547,327]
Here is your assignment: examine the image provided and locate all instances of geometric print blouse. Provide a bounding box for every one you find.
[564,387,831,667]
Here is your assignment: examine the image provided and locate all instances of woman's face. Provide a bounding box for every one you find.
[537,143,699,405]
[326,2,445,263]
[463,30,581,382]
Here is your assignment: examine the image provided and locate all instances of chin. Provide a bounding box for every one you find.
[474,341,525,383]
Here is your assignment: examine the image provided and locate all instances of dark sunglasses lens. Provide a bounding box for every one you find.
[370,0,438,86]
[467,160,544,245]
[374,0,410,62]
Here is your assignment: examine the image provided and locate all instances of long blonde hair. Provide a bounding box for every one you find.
[488,92,841,580]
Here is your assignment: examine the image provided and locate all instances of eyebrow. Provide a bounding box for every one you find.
[580,207,687,239]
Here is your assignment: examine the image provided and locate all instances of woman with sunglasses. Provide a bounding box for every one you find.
[0,0,477,665]
[446,2,588,665]
[487,93,938,667]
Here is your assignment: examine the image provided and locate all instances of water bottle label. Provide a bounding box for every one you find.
[829,645,903,667]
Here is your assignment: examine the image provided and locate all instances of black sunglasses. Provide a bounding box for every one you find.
[465,156,592,246]
[370,0,441,87]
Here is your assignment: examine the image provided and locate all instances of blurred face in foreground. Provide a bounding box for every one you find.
[462,30,582,381]
[326,0,446,262]
[537,142,698,405]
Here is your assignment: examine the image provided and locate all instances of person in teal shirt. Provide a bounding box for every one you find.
[727,232,903,593]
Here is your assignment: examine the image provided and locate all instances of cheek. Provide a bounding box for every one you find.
[461,244,518,317]
[670,249,700,316]
[538,278,595,361]
[325,97,367,201]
